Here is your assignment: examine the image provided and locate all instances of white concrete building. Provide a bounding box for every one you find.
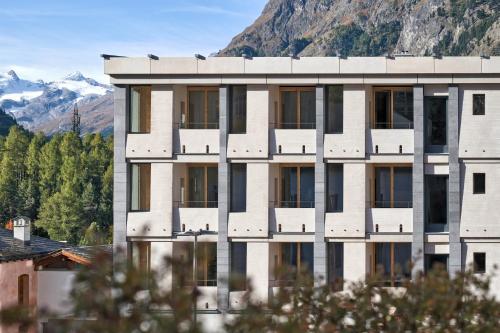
[105,56,500,322]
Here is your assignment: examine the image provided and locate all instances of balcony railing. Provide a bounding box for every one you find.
[372,122,414,129]
[272,122,316,129]
[371,200,413,208]
[175,201,218,208]
[270,200,315,208]
[176,122,219,129]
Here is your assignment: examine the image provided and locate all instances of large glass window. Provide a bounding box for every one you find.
[230,86,247,133]
[187,87,219,129]
[230,242,247,291]
[425,254,448,272]
[326,164,343,212]
[373,242,411,286]
[280,166,314,208]
[130,86,151,133]
[373,88,413,129]
[187,165,218,208]
[130,164,151,211]
[425,175,448,232]
[272,242,313,286]
[196,242,217,286]
[230,164,246,212]
[280,87,315,129]
[328,242,344,291]
[326,86,343,133]
[373,166,412,208]
[425,96,448,153]
[473,252,486,273]
[132,242,151,287]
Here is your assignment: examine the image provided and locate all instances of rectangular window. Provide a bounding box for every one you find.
[425,96,448,153]
[473,173,485,194]
[373,88,413,129]
[230,164,246,212]
[328,243,344,291]
[326,86,343,133]
[130,164,151,211]
[130,86,151,133]
[280,87,315,129]
[187,165,218,208]
[196,242,217,286]
[425,254,448,272]
[187,87,219,129]
[273,242,314,286]
[229,86,247,133]
[425,175,448,232]
[326,164,343,212]
[280,165,314,208]
[373,242,411,287]
[373,166,412,208]
[473,252,486,273]
[473,94,485,115]
[132,242,151,286]
[230,242,247,291]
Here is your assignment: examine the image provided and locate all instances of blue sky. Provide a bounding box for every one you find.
[0,0,267,83]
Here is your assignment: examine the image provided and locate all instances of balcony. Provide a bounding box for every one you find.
[270,201,315,233]
[173,202,218,233]
[367,206,413,233]
[270,128,315,155]
[174,126,219,155]
[368,129,414,155]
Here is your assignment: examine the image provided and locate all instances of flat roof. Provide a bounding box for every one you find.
[104,56,500,76]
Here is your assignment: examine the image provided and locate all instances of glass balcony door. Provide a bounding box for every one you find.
[279,87,315,129]
[373,242,411,287]
[272,242,313,287]
[373,87,413,129]
[425,175,448,232]
[373,165,412,208]
[187,165,218,208]
[187,87,219,129]
[280,166,314,208]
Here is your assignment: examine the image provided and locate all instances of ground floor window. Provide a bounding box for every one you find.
[372,242,411,286]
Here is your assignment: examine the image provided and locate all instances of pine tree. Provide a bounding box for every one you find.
[0,126,30,223]
[39,134,62,202]
[19,133,45,219]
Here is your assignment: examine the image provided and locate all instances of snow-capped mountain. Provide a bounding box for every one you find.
[0,70,113,135]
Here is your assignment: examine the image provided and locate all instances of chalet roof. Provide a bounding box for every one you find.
[0,228,113,264]
[0,228,67,263]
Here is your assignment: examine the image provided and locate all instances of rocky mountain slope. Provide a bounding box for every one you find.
[219,0,500,57]
[0,71,112,135]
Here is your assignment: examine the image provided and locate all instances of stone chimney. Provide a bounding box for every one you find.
[13,216,31,245]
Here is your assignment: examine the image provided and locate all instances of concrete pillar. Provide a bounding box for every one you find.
[113,85,128,265]
[412,85,424,275]
[314,85,327,284]
[246,242,269,303]
[448,85,461,276]
[217,86,230,311]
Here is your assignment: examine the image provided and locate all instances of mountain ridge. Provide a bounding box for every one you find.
[219,0,500,57]
[0,70,112,135]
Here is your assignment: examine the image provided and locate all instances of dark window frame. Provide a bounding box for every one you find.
[473,173,485,194]
[424,96,448,153]
[328,242,344,291]
[185,86,220,129]
[279,87,316,129]
[325,85,343,134]
[326,163,343,212]
[129,85,152,134]
[230,163,247,212]
[230,242,247,291]
[473,252,486,273]
[372,87,414,129]
[229,85,247,134]
[472,94,485,116]
[129,163,151,212]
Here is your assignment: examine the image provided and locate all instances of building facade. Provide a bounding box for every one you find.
[106,56,500,317]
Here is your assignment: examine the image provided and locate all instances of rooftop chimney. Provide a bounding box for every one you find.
[13,216,31,245]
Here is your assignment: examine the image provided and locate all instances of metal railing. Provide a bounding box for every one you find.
[175,201,218,208]
[272,122,316,129]
[372,122,414,129]
[371,200,413,208]
[176,122,219,129]
[270,200,315,208]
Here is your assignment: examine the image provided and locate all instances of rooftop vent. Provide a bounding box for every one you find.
[13,216,31,245]
[195,54,206,60]
[147,54,159,60]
